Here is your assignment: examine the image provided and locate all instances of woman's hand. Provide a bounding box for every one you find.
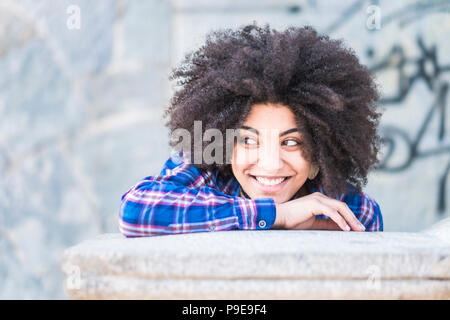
[273,192,365,231]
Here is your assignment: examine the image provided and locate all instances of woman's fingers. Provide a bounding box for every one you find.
[333,200,365,231]
[311,218,341,230]
[312,204,350,231]
[282,192,366,232]
[315,195,365,232]
[339,202,365,231]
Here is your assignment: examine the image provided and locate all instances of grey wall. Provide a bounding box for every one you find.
[0,0,449,299]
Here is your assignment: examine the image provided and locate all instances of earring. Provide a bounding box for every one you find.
[308,163,319,180]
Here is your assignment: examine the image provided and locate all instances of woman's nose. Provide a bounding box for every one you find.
[256,141,283,171]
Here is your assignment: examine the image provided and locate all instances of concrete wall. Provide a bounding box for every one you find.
[0,0,449,299]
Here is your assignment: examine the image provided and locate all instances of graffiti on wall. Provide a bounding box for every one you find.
[322,0,450,214]
[369,37,450,214]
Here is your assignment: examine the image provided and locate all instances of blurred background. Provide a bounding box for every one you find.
[0,0,449,299]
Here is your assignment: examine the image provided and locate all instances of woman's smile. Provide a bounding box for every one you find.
[250,174,292,193]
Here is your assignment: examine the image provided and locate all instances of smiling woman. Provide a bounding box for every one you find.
[118,22,383,237]
[232,103,312,205]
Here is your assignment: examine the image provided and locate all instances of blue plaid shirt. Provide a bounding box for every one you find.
[119,152,383,237]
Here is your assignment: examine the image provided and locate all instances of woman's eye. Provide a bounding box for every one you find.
[283,139,299,147]
[242,137,257,145]
[238,136,258,146]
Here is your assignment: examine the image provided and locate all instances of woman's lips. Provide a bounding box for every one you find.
[249,175,291,193]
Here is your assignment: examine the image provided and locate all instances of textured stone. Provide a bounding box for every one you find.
[73,117,171,232]
[0,0,171,299]
[83,69,170,120]
[423,217,450,245]
[62,218,450,299]
[1,0,450,300]
[15,0,116,76]
[0,39,77,159]
[122,0,172,64]
[63,278,450,300]
[0,144,100,299]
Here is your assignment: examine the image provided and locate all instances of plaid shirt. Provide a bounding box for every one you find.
[119,152,383,237]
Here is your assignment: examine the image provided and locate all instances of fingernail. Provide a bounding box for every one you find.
[346,225,350,231]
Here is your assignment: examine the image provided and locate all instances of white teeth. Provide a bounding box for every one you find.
[255,176,286,186]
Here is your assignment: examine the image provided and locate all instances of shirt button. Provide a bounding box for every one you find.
[258,220,267,228]
[209,225,216,231]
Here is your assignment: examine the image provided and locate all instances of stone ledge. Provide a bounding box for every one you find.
[63,278,450,300]
[61,218,450,299]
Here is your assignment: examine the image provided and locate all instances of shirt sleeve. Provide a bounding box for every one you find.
[118,156,276,237]
[362,195,383,232]
[344,191,383,232]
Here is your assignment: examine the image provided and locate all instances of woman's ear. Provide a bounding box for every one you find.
[308,163,320,180]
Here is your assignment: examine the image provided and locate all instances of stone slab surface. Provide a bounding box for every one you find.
[65,277,450,300]
[62,220,450,299]
[63,230,450,280]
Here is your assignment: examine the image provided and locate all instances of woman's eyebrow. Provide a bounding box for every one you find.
[240,125,259,135]
[280,128,299,136]
[240,126,298,137]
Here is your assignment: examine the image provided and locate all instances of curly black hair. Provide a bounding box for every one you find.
[164,22,382,198]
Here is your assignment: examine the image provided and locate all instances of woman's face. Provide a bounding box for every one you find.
[231,103,312,204]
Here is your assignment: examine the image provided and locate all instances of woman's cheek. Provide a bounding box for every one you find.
[234,146,258,167]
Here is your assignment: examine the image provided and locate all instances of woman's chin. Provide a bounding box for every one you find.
[249,192,290,204]
[272,196,290,204]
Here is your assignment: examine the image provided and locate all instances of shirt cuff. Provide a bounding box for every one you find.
[233,197,276,230]
[253,198,277,229]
